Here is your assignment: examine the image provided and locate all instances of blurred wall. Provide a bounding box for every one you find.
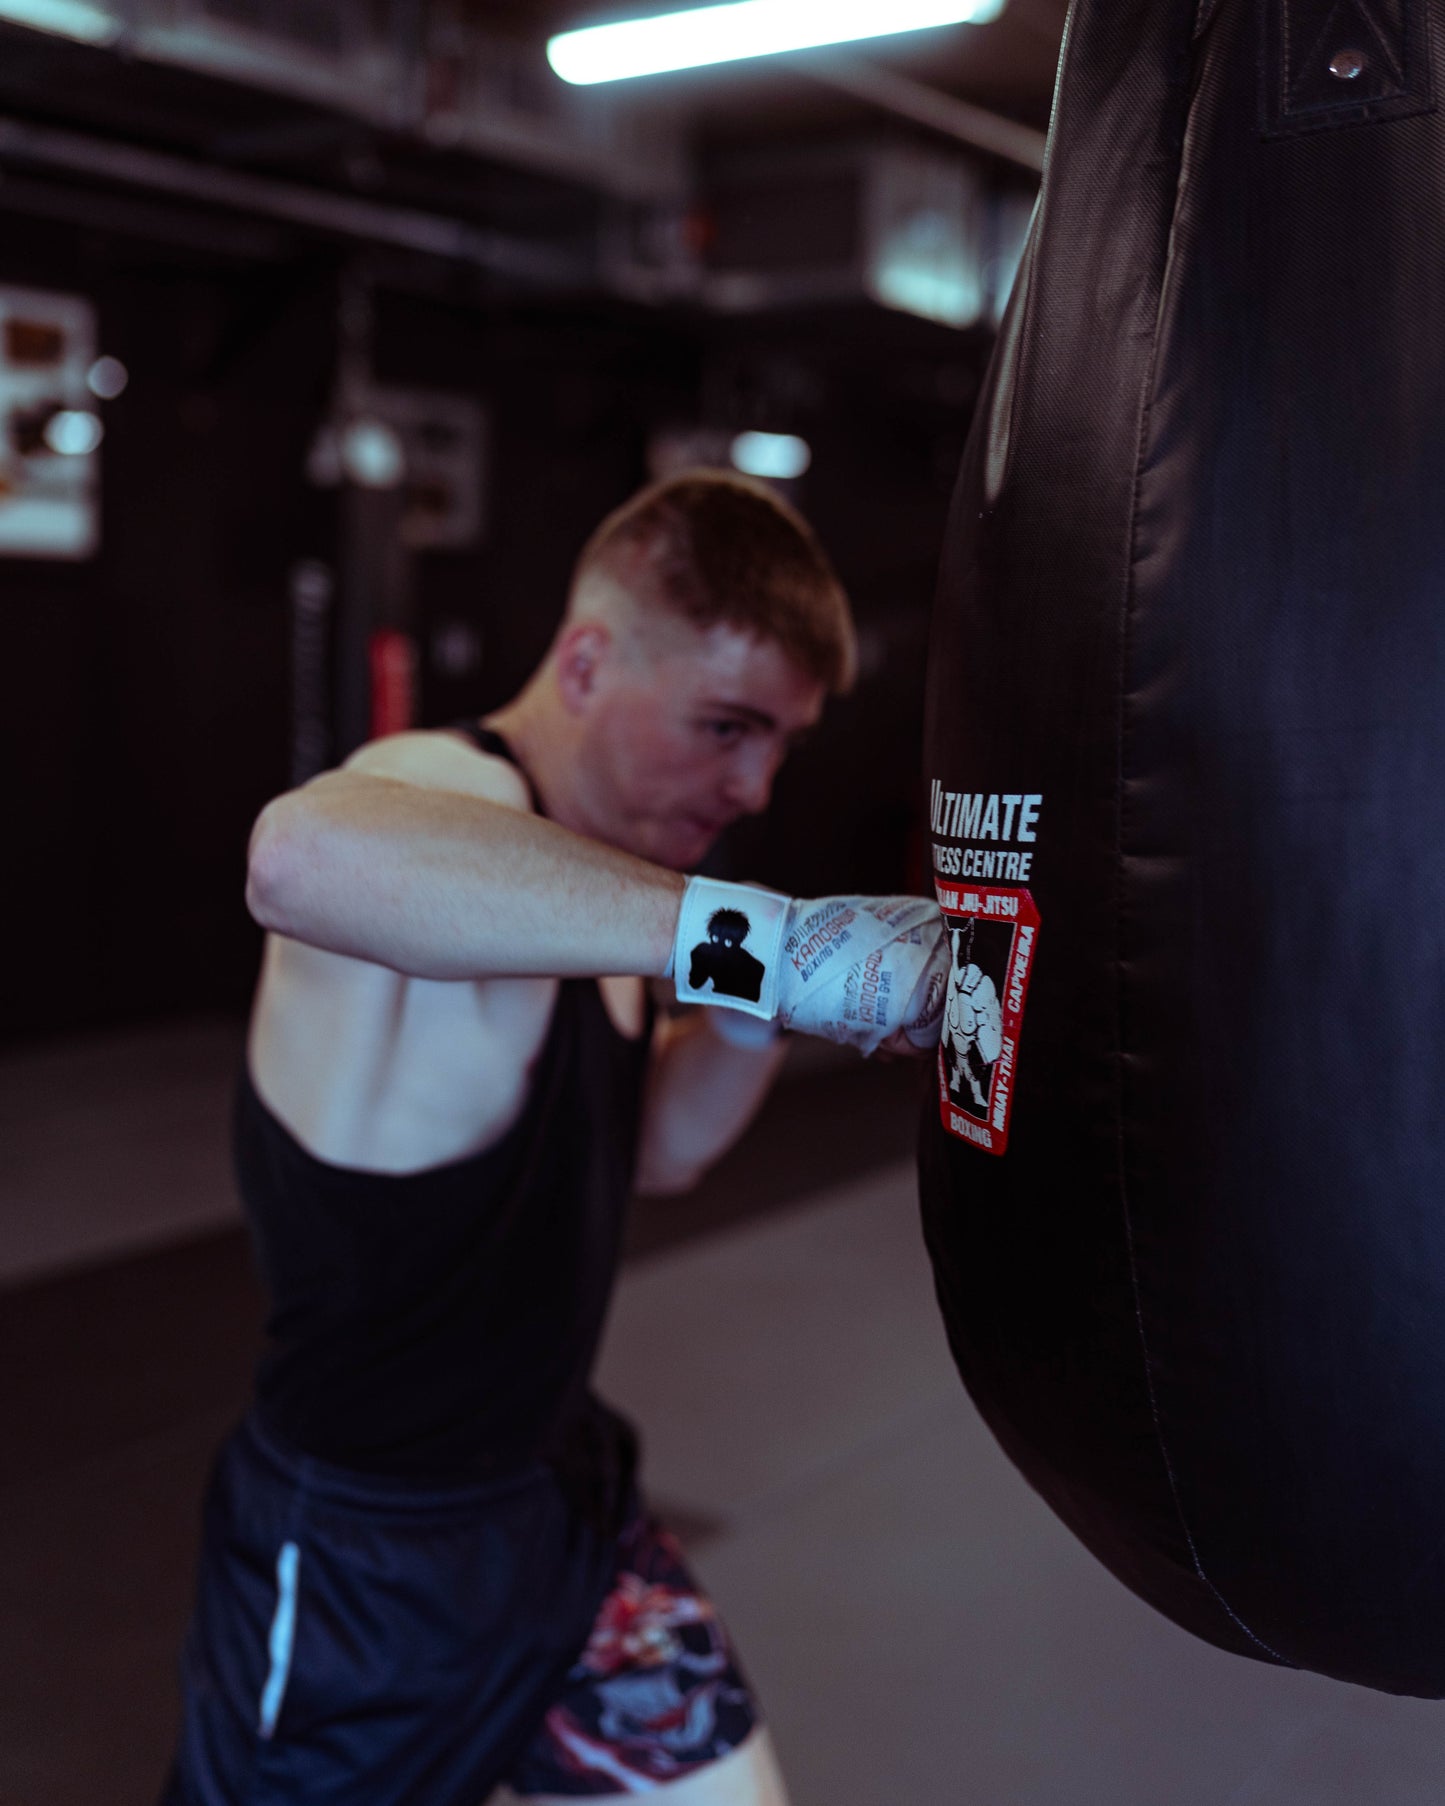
[1,217,330,1041]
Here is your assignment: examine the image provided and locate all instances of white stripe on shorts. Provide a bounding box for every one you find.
[258,1540,301,1740]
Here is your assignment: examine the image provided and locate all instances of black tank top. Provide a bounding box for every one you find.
[237,725,651,1485]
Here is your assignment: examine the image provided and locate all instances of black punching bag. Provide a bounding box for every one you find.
[920,0,1445,1695]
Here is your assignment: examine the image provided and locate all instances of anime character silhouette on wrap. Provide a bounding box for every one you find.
[688,908,766,1004]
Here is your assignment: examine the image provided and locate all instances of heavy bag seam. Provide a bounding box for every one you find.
[1111,0,1292,1670]
[984,7,1067,507]
[1194,0,1227,39]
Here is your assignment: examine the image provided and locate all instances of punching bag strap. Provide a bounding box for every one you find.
[1263,0,1435,136]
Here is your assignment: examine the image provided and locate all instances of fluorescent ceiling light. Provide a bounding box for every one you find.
[731,431,811,480]
[0,0,122,45]
[548,0,1005,86]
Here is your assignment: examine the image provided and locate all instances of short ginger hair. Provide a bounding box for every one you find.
[571,470,856,694]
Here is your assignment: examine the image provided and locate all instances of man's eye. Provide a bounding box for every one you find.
[703,719,747,743]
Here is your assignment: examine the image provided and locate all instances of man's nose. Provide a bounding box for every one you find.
[722,745,781,815]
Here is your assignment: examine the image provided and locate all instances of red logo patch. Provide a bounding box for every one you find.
[933,883,1040,1156]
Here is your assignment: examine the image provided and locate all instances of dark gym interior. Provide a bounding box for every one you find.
[6,4,1437,1802]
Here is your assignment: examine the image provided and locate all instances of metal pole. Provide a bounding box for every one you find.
[802,57,1047,172]
[0,114,591,286]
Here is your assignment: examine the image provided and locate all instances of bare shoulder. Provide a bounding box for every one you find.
[248,726,552,1164]
[342,727,532,811]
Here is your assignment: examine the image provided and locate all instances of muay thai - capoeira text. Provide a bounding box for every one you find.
[990,1034,1016,1132]
[1006,926,1034,1015]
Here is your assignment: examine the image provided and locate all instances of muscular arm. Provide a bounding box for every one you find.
[246,731,910,1182]
[635,1012,789,1195]
[246,733,685,982]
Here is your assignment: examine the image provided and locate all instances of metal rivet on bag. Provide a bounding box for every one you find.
[1329,48,1366,79]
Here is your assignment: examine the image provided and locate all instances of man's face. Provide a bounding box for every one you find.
[580,619,826,870]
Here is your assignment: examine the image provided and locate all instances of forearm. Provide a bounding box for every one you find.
[247,771,684,981]
[635,1012,788,1194]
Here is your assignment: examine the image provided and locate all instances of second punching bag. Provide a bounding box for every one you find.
[920,0,1445,1695]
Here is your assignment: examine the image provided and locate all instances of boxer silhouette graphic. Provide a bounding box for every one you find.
[688,908,765,1003]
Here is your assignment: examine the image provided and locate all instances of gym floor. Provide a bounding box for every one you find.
[3,1025,1443,1805]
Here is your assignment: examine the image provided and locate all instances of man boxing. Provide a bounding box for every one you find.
[163,471,945,1806]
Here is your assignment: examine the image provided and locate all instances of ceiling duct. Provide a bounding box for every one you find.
[666,141,1035,327]
[21,0,687,200]
[196,0,362,57]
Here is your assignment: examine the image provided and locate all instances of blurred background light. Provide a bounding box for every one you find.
[0,0,121,45]
[865,152,985,327]
[548,0,1006,85]
[730,430,812,480]
[872,217,981,326]
[340,417,405,489]
[43,408,103,455]
[86,355,128,400]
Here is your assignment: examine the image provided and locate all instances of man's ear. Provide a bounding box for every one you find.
[554,622,611,714]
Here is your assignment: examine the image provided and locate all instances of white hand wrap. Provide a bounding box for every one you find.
[670,878,948,1055]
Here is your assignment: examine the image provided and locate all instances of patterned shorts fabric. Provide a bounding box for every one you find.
[507,1513,761,1796]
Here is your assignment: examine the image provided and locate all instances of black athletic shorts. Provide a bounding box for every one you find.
[161,1413,760,1803]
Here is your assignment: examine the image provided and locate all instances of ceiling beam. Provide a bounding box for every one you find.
[804,55,1047,170]
[0,114,591,286]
